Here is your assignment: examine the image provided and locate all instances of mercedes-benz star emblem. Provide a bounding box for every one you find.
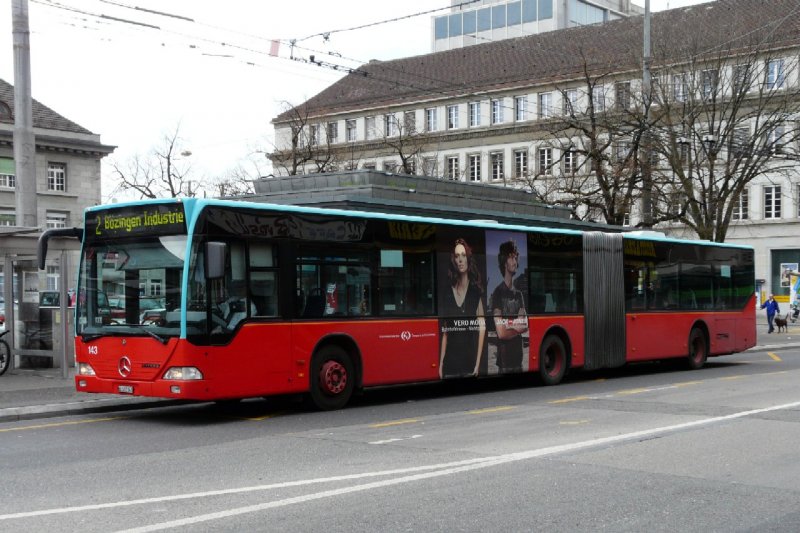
[118,356,132,378]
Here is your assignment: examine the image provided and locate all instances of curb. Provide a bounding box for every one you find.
[0,397,188,424]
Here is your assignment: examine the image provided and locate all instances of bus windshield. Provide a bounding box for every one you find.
[77,235,186,340]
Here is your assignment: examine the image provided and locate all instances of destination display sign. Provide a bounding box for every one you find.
[85,203,187,241]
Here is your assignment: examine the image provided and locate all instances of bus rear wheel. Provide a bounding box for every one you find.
[309,346,355,410]
[686,328,707,370]
[539,334,567,386]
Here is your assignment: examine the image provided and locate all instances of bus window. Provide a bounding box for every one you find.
[249,243,278,317]
[378,250,434,316]
[296,248,371,318]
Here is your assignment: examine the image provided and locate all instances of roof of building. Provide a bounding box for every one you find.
[277,0,800,121]
[0,78,94,135]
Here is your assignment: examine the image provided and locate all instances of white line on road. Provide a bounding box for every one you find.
[3,400,800,530]
[369,434,423,445]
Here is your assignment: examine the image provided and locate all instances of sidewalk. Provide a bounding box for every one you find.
[0,367,181,423]
[1,324,799,423]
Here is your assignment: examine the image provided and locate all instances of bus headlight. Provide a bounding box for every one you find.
[78,363,96,376]
[163,367,203,380]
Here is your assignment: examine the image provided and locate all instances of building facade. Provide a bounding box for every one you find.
[432,0,642,52]
[0,78,115,367]
[270,0,800,301]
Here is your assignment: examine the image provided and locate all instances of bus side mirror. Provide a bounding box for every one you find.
[205,242,227,280]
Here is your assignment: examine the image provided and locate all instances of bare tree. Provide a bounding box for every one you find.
[649,42,800,242]
[110,125,200,199]
[270,102,339,175]
[532,52,645,225]
[380,113,429,175]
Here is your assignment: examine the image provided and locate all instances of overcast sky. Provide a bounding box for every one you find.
[1,0,711,200]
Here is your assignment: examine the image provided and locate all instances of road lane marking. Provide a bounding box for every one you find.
[617,388,650,395]
[767,352,782,362]
[468,406,515,415]
[674,381,703,387]
[0,416,126,433]
[369,418,419,428]
[548,396,589,404]
[559,419,589,426]
[720,375,746,381]
[369,435,423,445]
[7,400,800,528]
[113,399,800,533]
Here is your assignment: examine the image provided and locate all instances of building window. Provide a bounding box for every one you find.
[425,108,438,132]
[362,162,377,170]
[365,116,376,140]
[615,82,631,110]
[733,188,749,221]
[422,157,437,177]
[514,96,527,122]
[490,152,504,181]
[514,149,528,178]
[563,150,576,174]
[0,157,14,188]
[383,161,398,173]
[538,92,552,119]
[764,185,781,219]
[491,99,504,124]
[46,211,68,229]
[622,212,631,227]
[384,114,397,137]
[447,105,459,130]
[469,102,481,127]
[46,265,59,291]
[47,162,66,191]
[563,89,578,115]
[701,69,718,100]
[345,119,357,142]
[538,147,552,175]
[0,208,15,226]
[150,279,162,297]
[404,159,417,175]
[404,111,416,133]
[327,122,338,144]
[591,85,605,112]
[673,73,688,103]
[446,155,460,180]
[468,154,482,182]
[765,59,785,90]
[733,64,751,94]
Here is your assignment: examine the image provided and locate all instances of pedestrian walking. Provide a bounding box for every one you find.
[761,294,780,333]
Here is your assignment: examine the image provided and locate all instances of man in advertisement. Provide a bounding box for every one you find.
[490,239,528,373]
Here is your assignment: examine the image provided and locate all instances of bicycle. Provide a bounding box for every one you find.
[0,329,10,376]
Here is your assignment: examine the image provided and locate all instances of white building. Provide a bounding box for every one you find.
[432,0,643,52]
[270,0,800,301]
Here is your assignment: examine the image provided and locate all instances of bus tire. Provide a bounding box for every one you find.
[539,334,567,386]
[309,345,355,411]
[686,328,707,370]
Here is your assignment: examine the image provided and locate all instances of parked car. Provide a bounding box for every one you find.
[139,297,167,324]
[0,297,4,327]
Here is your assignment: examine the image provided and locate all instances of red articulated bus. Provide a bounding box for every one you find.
[38,198,755,410]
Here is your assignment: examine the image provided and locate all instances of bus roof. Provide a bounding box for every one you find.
[85,197,753,251]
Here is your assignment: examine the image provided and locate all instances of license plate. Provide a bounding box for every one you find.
[118,384,134,394]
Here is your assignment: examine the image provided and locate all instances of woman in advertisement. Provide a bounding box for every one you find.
[439,238,486,378]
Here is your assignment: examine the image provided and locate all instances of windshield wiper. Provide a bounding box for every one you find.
[125,325,169,345]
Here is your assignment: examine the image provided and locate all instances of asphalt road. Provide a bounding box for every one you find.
[2,342,800,532]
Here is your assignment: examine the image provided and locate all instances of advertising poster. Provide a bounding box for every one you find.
[485,230,529,374]
[437,227,487,378]
[780,263,798,288]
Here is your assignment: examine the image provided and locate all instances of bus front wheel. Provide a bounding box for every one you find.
[686,328,707,370]
[309,346,355,410]
[539,335,567,386]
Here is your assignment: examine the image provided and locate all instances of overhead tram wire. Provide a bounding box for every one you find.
[35,0,800,123]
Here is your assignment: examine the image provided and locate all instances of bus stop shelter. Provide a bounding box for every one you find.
[1,227,79,376]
